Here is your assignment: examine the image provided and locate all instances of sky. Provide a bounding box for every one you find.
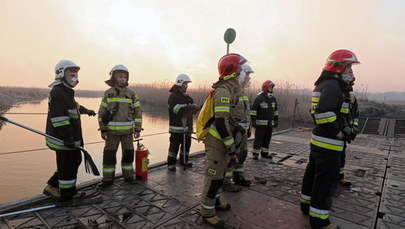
[0,0,404,93]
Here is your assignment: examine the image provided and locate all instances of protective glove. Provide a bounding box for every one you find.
[63,137,75,148]
[352,126,360,135]
[273,122,278,128]
[227,154,239,168]
[87,109,96,116]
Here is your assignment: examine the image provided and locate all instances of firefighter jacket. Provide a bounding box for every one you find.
[205,79,240,153]
[232,87,251,131]
[46,84,90,150]
[310,77,347,151]
[250,92,279,127]
[98,86,142,135]
[168,86,195,133]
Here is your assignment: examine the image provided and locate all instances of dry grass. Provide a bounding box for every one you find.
[0,87,49,111]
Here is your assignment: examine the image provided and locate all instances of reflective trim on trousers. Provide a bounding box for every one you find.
[309,206,329,220]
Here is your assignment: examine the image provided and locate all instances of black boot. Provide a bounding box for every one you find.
[261,153,273,159]
[179,154,193,167]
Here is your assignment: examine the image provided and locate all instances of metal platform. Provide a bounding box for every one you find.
[1,128,405,228]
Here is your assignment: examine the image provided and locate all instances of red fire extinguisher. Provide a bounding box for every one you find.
[135,139,149,180]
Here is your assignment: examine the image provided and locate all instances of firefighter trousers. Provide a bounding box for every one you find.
[301,144,341,228]
[102,134,134,182]
[224,134,248,184]
[253,126,273,156]
[167,132,191,166]
[47,149,82,199]
[339,144,348,180]
[200,135,229,217]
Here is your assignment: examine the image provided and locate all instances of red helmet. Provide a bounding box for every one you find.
[323,49,360,73]
[218,53,247,78]
[262,80,275,92]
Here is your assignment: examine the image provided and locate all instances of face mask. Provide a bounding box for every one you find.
[267,92,273,98]
[70,76,79,87]
[341,73,351,84]
[237,71,246,84]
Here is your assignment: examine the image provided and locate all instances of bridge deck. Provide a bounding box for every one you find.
[1,128,404,228]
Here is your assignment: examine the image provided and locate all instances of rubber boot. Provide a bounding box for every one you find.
[215,200,231,211]
[221,183,242,192]
[300,203,309,215]
[339,179,352,187]
[168,165,176,172]
[253,154,259,160]
[43,185,64,201]
[72,191,86,199]
[202,215,225,228]
[261,153,273,159]
[233,172,251,186]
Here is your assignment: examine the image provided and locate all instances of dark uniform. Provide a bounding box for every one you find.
[45,84,92,198]
[167,85,195,167]
[339,88,359,185]
[250,92,279,158]
[300,72,347,228]
[98,86,142,182]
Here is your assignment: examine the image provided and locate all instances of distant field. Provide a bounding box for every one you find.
[1,85,405,121]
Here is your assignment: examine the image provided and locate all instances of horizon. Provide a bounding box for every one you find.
[1,0,405,93]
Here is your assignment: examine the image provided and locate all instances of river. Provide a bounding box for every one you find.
[0,97,301,205]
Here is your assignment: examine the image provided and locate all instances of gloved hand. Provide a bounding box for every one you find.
[63,137,75,148]
[273,122,278,128]
[101,130,108,140]
[228,154,239,168]
[87,109,96,116]
[342,126,352,143]
[352,126,360,135]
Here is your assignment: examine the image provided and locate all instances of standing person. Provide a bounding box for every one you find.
[300,49,360,229]
[200,53,248,228]
[98,64,142,188]
[43,60,96,201]
[250,80,279,160]
[167,74,198,172]
[222,65,253,192]
[339,73,360,187]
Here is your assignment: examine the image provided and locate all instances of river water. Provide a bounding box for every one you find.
[0,97,300,205]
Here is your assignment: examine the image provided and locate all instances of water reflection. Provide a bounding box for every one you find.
[0,98,205,204]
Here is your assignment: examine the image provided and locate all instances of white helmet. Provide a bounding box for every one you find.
[109,64,129,76]
[49,60,80,88]
[175,74,192,86]
[241,65,254,73]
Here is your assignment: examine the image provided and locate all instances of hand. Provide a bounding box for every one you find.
[352,126,360,135]
[273,122,278,128]
[101,132,108,140]
[87,110,96,116]
[227,154,239,168]
[252,123,257,129]
[63,137,75,148]
[134,132,140,139]
[336,131,344,139]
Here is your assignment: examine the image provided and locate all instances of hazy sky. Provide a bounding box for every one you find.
[0,0,404,92]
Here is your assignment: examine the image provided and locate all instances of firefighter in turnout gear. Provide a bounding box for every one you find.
[167,74,198,171]
[44,60,96,201]
[250,80,279,160]
[300,49,360,229]
[222,65,253,192]
[200,53,248,228]
[339,73,360,187]
[98,64,142,188]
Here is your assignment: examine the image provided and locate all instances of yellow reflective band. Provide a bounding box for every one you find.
[250,110,257,116]
[133,101,140,107]
[108,125,133,130]
[300,198,310,204]
[101,102,107,107]
[201,203,215,210]
[208,128,221,139]
[310,135,344,151]
[234,168,244,172]
[214,106,230,113]
[312,97,320,102]
[52,120,70,127]
[223,73,236,80]
[224,138,234,146]
[314,112,337,124]
[225,171,232,177]
[122,165,133,170]
[309,206,329,220]
[134,118,142,123]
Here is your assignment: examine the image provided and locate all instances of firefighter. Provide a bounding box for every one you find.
[98,64,142,188]
[222,65,253,192]
[300,49,360,229]
[43,60,96,201]
[339,73,360,187]
[200,53,248,228]
[167,74,198,172]
[250,80,279,160]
